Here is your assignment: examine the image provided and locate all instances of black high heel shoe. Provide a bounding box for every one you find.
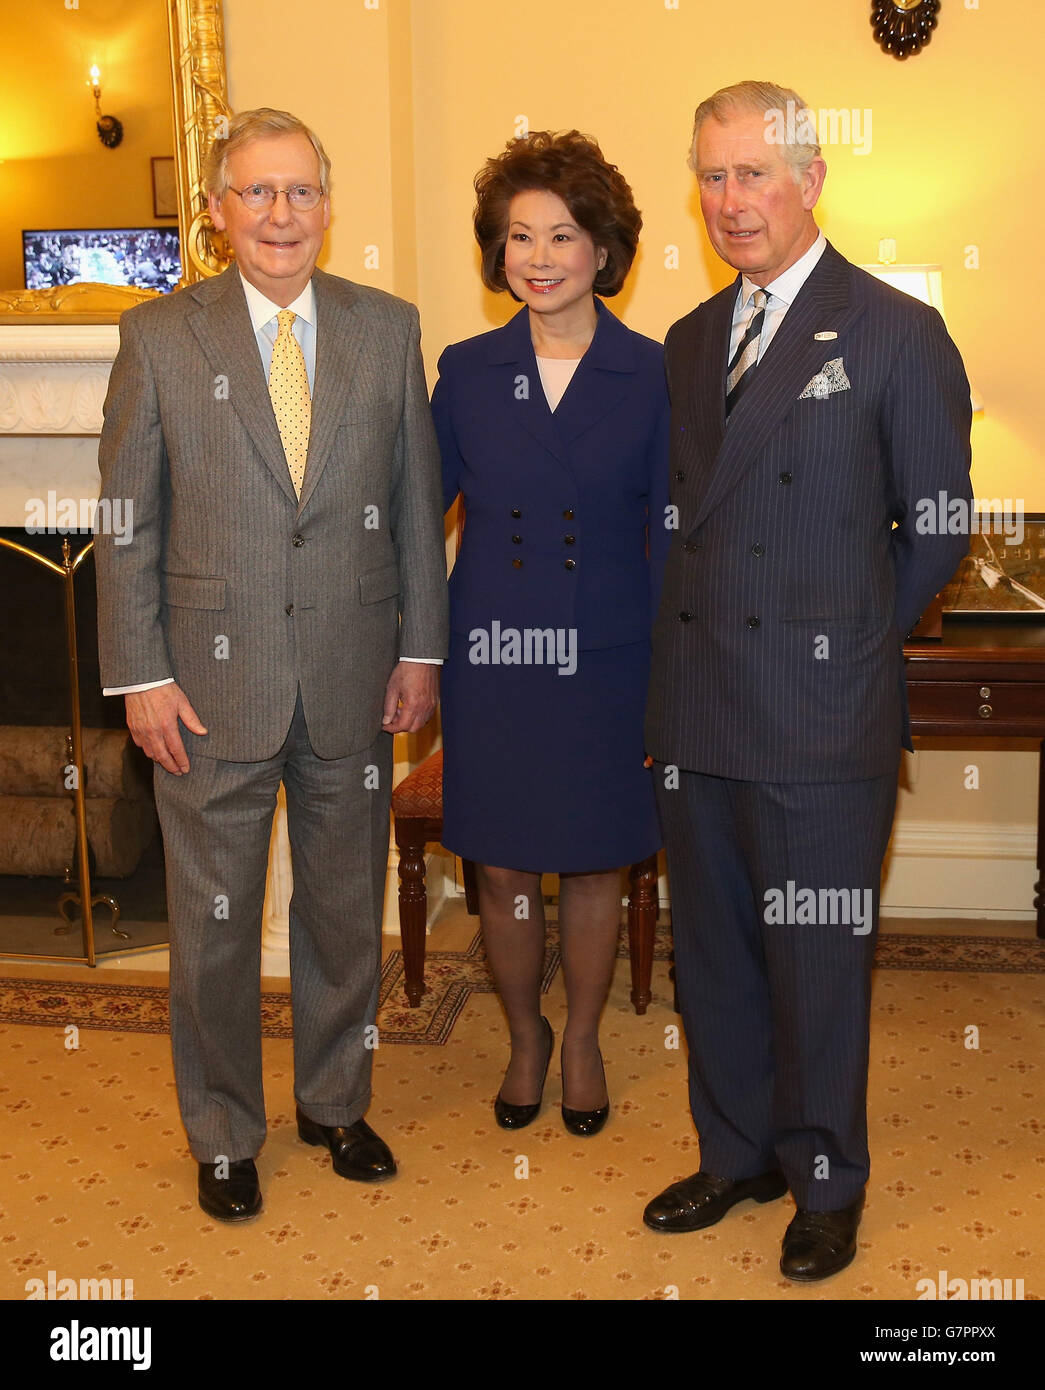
[494,1016,554,1129]
[561,1043,610,1137]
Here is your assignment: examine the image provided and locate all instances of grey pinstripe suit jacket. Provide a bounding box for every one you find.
[645,242,973,782]
[95,265,448,762]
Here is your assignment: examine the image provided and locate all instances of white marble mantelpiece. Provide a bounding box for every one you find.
[0,324,117,528]
[0,324,118,433]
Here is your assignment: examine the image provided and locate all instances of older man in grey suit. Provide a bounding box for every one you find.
[643,82,972,1280]
[94,109,448,1221]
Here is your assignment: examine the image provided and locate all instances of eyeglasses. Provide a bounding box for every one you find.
[228,184,324,211]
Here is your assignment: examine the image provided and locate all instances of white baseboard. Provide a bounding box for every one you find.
[882,818,1036,918]
[888,819,1036,860]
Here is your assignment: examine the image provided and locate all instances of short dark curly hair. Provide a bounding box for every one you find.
[473,130,642,298]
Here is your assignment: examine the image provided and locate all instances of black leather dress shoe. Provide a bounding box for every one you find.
[494,1017,554,1130]
[197,1157,262,1222]
[780,1191,865,1282]
[643,1170,788,1232]
[296,1107,397,1182]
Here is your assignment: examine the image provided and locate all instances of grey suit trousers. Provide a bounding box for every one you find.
[154,691,392,1163]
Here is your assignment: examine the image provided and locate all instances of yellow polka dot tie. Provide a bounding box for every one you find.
[268,309,311,498]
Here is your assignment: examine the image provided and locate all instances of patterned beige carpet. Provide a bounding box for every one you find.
[0,917,1041,1301]
[2,924,1039,1045]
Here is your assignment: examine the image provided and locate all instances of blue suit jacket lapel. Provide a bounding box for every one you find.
[691,242,865,531]
[552,299,640,444]
[486,300,640,470]
[488,307,567,464]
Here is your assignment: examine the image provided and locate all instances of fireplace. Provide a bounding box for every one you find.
[0,324,170,963]
[0,521,167,961]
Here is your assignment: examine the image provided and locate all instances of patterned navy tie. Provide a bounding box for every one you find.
[725,289,768,419]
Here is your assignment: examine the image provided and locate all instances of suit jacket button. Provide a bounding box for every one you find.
[564,534,576,544]
[682,541,698,554]
[564,558,576,571]
[679,611,693,622]
[563,508,574,520]
[285,603,294,616]
[778,471,793,485]
[511,508,522,518]
[747,615,760,628]
[512,558,523,569]
[751,542,765,557]
[674,470,685,482]
[292,534,305,547]
[512,534,522,544]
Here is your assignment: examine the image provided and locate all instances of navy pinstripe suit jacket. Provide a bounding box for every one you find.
[645,241,973,782]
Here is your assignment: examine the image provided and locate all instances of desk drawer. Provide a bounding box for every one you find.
[907,679,1045,730]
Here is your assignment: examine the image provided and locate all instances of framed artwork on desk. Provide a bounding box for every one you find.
[939,512,1045,619]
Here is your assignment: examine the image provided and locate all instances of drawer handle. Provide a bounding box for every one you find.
[978,703,993,719]
[979,686,991,699]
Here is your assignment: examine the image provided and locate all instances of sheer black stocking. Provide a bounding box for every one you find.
[557,868,621,1109]
[474,864,549,1105]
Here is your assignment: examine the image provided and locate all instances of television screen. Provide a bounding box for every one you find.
[23,227,182,293]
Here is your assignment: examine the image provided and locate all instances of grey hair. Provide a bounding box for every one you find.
[203,107,332,198]
[687,81,821,183]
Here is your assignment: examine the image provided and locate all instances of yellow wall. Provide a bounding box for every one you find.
[0,0,174,290]
[223,0,1042,514]
[224,0,401,296]
[220,0,1041,915]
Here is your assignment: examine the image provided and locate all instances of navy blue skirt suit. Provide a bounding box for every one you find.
[432,299,671,873]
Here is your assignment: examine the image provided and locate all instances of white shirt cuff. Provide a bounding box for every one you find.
[103,677,175,696]
[400,657,443,666]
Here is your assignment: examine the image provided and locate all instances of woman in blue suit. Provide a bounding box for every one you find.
[432,131,669,1135]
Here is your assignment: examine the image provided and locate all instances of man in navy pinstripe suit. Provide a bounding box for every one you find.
[643,82,972,1281]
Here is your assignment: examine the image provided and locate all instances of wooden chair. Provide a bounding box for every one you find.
[391,748,659,1013]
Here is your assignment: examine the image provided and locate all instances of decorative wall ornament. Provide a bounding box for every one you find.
[871,0,941,61]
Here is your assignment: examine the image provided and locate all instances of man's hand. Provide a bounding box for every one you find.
[125,683,207,775]
[382,661,439,735]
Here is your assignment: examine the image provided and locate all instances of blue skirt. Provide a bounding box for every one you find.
[440,630,661,873]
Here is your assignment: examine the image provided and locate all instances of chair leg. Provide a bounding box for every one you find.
[627,854,659,1015]
[395,820,428,1007]
[461,857,479,916]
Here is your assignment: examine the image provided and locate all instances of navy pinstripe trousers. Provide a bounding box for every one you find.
[655,762,899,1209]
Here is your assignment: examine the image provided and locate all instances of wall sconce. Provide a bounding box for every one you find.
[87,65,123,149]
[861,239,983,415]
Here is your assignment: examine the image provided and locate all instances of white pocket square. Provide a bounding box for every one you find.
[798,357,850,400]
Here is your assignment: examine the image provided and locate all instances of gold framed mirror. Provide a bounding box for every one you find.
[0,0,231,325]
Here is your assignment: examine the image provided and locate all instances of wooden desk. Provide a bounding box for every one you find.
[903,621,1045,936]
